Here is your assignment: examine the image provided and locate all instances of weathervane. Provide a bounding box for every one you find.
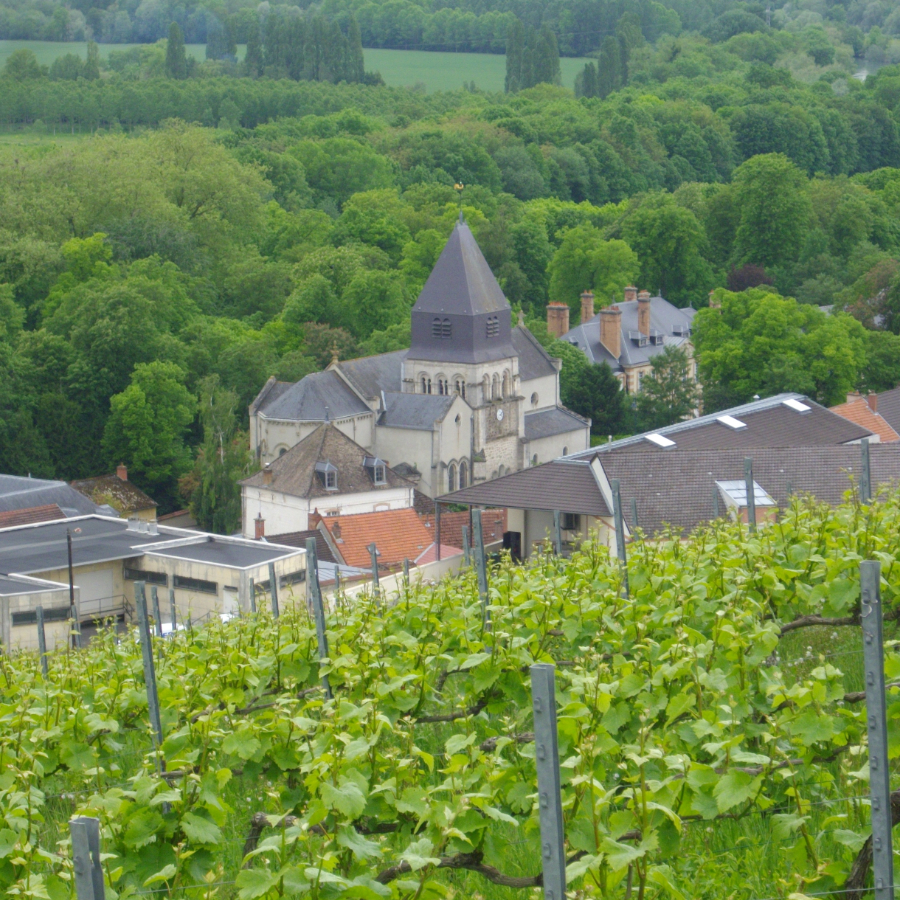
[454,182,464,219]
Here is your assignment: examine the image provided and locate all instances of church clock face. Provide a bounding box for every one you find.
[496,408,504,421]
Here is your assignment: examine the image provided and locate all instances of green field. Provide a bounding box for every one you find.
[0,39,589,93]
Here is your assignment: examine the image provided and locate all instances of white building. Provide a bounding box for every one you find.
[250,217,590,497]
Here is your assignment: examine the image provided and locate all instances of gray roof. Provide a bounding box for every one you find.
[143,537,300,570]
[0,475,108,518]
[562,297,693,371]
[512,326,558,381]
[379,393,456,431]
[567,394,871,459]
[875,386,900,435]
[337,351,406,399]
[444,459,610,516]
[412,219,510,317]
[241,423,412,500]
[524,407,591,441]
[257,369,370,422]
[0,516,301,577]
[0,573,69,597]
[601,444,900,536]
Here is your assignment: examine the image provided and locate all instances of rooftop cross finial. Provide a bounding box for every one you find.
[330,342,339,366]
[454,182,464,221]
[517,309,525,327]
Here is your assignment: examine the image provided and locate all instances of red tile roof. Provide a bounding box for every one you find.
[317,508,438,570]
[420,509,507,549]
[830,397,900,443]
[415,543,463,565]
[0,504,66,529]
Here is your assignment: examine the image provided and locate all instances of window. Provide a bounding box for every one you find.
[454,378,466,398]
[502,370,510,398]
[374,465,386,484]
[459,460,468,488]
[491,374,500,399]
[364,456,387,485]
[12,606,70,626]
[448,463,457,492]
[638,371,645,392]
[532,454,538,466]
[278,447,287,457]
[432,318,451,339]
[420,375,432,394]
[124,568,167,586]
[561,513,581,531]
[326,471,337,490]
[562,446,568,456]
[486,316,499,338]
[173,575,218,594]
[316,460,338,490]
[483,374,490,400]
[531,392,539,408]
[438,378,449,395]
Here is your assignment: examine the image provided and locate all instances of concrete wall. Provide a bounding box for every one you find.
[376,427,436,496]
[1,585,76,652]
[257,414,376,466]
[36,559,127,621]
[524,426,589,469]
[522,373,559,413]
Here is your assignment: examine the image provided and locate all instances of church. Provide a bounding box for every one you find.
[248,216,590,499]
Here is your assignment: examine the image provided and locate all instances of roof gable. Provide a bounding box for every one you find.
[258,370,369,422]
[319,507,436,569]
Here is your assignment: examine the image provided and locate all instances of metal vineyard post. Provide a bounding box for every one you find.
[36,605,48,678]
[268,563,279,618]
[70,815,105,900]
[611,479,628,598]
[472,508,489,629]
[306,537,332,700]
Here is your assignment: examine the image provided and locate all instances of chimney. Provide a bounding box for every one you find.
[637,290,651,336]
[546,302,570,339]
[262,463,273,486]
[708,291,721,310]
[599,305,622,359]
[868,392,878,413]
[624,285,637,303]
[254,514,265,540]
[580,290,595,324]
[332,521,342,542]
[116,463,128,481]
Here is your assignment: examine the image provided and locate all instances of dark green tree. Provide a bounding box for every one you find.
[166,22,188,79]
[84,41,101,80]
[597,36,621,98]
[183,375,254,534]
[634,346,700,431]
[244,23,263,77]
[551,339,626,435]
[505,20,524,93]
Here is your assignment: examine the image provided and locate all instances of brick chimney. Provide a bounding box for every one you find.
[262,463,273,486]
[116,463,128,481]
[546,302,570,338]
[580,290,595,324]
[637,290,651,336]
[254,514,265,539]
[868,392,878,413]
[624,285,637,303]
[599,306,622,359]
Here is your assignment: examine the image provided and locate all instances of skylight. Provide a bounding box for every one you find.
[782,399,812,414]
[717,415,747,430]
[716,480,776,507]
[645,433,675,448]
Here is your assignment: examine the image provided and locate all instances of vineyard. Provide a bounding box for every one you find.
[2,494,900,900]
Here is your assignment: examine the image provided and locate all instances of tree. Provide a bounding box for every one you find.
[84,41,101,80]
[634,346,699,431]
[183,375,254,533]
[165,22,188,79]
[244,22,263,78]
[3,49,44,81]
[548,225,639,309]
[505,20,524,92]
[693,288,868,409]
[101,361,195,509]
[621,196,713,306]
[731,154,812,269]
[550,339,626,435]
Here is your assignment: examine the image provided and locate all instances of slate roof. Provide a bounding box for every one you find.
[830,397,900,443]
[600,444,900,536]
[0,504,65,529]
[412,220,510,317]
[319,507,437,570]
[256,370,369,421]
[0,475,108,518]
[872,386,900,435]
[379,393,455,430]
[444,459,610,516]
[250,377,293,415]
[524,406,591,441]
[241,423,412,500]
[512,326,557,381]
[567,394,870,459]
[336,351,406,400]
[267,529,337,564]
[561,296,694,371]
[70,474,157,515]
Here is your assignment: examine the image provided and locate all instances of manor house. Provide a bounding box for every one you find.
[249,216,590,499]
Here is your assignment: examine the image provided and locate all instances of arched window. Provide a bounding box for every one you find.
[448,463,457,492]
[459,460,468,488]
[437,377,449,395]
[492,373,500,399]
[532,454,538,466]
[562,446,568,456]
[531,392,539,408]
[420,375,432,394]
[454,377,466,398]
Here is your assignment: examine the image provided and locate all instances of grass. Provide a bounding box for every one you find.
[0,39,590,93]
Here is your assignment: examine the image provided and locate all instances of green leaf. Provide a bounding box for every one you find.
[600,836,646,871]
[321,780,367,819]
[143,864,177,887]
[180,812,223,845]
[236,868,278,900]
[124,808,164,849]
[790,710,834,746]
[337,825,381,860]
[713,771,759,813]
[223,731,262,760]
[400,838,441,872]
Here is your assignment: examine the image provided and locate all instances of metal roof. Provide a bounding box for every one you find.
[524,406,591,441]
[443,459,610,516]
[567,393,870,458]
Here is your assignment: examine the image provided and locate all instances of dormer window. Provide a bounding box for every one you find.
[486,316,499,338]
[364,456,387,485]
[316,461,338,491]
[432,317,451,339]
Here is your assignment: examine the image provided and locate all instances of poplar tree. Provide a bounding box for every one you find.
[244,22,263,77]
[347,15,364,82]
[84,40,100,80]
[597,35,620,97]
[505,20,524,92]
[165,22,187,79]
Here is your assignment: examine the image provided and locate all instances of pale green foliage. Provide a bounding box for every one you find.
[2,494,899,898]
